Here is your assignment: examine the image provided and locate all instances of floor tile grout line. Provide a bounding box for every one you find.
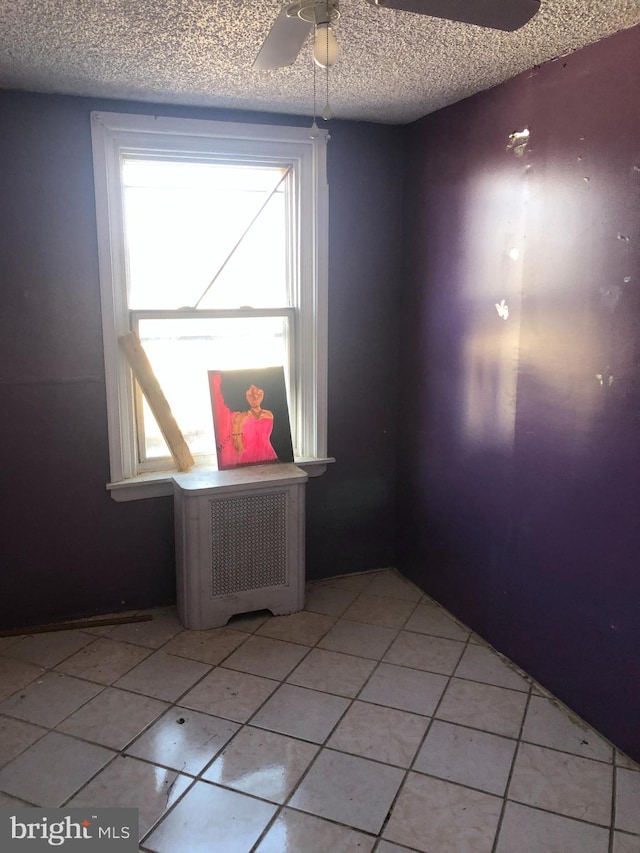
[0,791,39,807]
[136,774,201,847]
[249,630,625,770]
[0,630,103,671]
[0,620,261,810]
[371,839,421,853]
[169,587,416,757]
[0,622,202,732]
[325,672,617,765]
[490,681,535,853]
[58,747,131,810]
[170,605,475,790]
[164,594,416,777]
[609,763,618,853]
[205,588,395,844]
[243,579,387,852]
[216,641,316,684]
[0,713,51,762]
[254,618,340,646]
[0,680,112,744]
[497,797,620,832]
[9,706,616,844]
[374,625,477,844]
[2,680,624,844]
[47,613,199,762]
[305,569,421,616]
[485,686,622,842]
[513,734,615,766]
[524,689,622,764]
[1,573,634,849]
[244,578,421,851]
[136,772,282,846]
[59,703,177,759]
[220,646,533,707]
[131,675,332,851]
[37,684,619,777]
[615,828,640,841]
[0,665,47,704]
[2,589,521,829]
[129,652,308,853]
[0,651,612,740]
[140,597,622,765]
[385,616,588,837]
[0,578,628,721]
[247,803,380,853]
[120,725,627,842]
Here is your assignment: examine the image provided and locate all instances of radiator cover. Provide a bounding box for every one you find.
[173,464,307,630]
[209,491,288,596]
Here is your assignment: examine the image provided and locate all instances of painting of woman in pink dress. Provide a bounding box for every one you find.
[209,368,294,470]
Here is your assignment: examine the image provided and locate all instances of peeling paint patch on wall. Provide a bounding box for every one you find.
[507,127,530,157]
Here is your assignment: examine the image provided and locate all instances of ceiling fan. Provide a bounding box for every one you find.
[254,0,541,71]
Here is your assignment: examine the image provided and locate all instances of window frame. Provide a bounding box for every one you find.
[90,111,329,499]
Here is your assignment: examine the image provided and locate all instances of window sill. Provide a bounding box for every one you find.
[107,457,335,502]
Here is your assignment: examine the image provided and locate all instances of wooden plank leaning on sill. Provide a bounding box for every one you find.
[119,330,194,472]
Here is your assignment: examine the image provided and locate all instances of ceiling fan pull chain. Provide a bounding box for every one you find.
[310,36,320,136]
[322,18,333,120]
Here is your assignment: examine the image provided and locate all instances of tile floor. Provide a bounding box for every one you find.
[0,568,638,852]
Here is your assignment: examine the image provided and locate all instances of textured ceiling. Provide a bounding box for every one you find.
[0,0,639,124]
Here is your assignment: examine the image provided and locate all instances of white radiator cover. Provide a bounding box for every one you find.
[172,464,308,630]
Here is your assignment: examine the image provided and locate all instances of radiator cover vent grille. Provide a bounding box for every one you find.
[210,491,288,596]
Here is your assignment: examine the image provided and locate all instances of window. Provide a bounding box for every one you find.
[90,112,329,499]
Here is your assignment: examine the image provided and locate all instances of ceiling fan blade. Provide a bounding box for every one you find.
[253,5,313,70]
[365,0,540,32]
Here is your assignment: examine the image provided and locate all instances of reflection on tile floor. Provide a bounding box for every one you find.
[0,568,638,852]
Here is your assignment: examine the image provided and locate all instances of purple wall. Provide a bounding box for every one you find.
[0,91,402,630]
[399,25,640,761]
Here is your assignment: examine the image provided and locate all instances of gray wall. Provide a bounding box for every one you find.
[0,91,403,629]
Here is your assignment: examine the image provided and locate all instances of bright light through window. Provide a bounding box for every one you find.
[90,112,328,493]
[122,160,289,311]
[122,158,293,464]
[137,316,289,459]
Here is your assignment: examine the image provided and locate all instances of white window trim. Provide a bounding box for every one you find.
[90,111,331,500]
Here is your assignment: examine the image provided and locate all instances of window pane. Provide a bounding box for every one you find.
[137,316,289,460]
[122,160,289,310]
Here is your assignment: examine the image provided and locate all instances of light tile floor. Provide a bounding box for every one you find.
[0,568,638,852]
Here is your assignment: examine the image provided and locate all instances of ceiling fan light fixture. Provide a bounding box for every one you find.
[313,22,339,68]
